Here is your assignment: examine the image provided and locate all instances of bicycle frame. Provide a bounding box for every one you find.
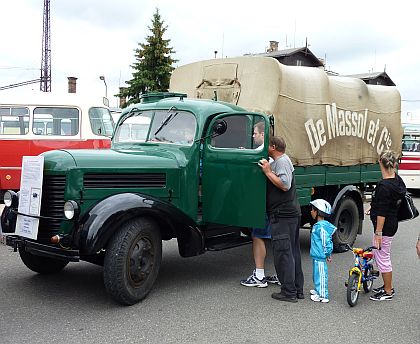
[348,247,376,291]
[348,265,363,291]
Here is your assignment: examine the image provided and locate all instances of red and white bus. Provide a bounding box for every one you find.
[0,93,114,199]
[399,122,420,191]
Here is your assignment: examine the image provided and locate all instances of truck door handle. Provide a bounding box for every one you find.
[253,158,265,164]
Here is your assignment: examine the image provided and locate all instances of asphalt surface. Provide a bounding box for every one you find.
[0,200,419,344]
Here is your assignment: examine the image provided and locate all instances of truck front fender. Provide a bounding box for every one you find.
[77,193,204,257]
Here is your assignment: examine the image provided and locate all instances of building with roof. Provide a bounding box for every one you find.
[245,40,324,68]
[344,71,396,86]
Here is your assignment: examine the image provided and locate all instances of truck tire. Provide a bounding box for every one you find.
[332,197,360,252]
[103,217,162,306]
[19,248,69,274]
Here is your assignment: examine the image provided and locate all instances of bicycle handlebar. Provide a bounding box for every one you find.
[345,244,378,252]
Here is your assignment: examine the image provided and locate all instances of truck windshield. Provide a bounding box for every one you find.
[114,110,196,145]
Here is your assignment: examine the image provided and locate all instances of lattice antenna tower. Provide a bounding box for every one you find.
[40,0,51,92]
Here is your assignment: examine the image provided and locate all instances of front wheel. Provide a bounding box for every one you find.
[346,273,360,307]
[363,264,374,293]
[103,217,162,305]
[19,248,69,274]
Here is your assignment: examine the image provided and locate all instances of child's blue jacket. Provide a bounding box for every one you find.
[310,220,337,260]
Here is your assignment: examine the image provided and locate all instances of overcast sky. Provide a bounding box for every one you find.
[1,0,419,120]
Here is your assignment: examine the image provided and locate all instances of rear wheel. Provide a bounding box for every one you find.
[333,197,360,252]
[19,248,69,274]
[346,273,360,307]
[363,264,374,293]
[103,217,162,305]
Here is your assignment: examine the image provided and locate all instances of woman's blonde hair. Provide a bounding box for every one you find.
[379,150,398,170]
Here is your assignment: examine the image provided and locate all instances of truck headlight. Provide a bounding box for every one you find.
[64,200,79,220]
[4,190,18,208]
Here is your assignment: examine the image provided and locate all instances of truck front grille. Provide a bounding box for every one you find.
[39,175,66,242]
[83,173,166,188]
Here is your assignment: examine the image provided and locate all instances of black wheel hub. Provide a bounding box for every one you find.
[128,236,155,287]
[336,210,354,242]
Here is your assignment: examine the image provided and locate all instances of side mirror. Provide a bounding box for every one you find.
[212,120,227,136]
[196,119,228,143]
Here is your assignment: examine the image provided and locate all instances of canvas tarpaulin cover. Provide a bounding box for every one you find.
[170,56,402,167]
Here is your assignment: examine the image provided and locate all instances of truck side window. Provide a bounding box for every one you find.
[211,115,264,149]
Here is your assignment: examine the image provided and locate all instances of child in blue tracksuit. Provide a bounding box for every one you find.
[309,199,337,303]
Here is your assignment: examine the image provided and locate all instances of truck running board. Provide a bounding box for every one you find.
[206,236,252,251]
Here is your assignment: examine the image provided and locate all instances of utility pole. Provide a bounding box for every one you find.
[40,0,51,92]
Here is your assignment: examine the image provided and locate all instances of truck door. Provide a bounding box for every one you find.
[201,113,269,228]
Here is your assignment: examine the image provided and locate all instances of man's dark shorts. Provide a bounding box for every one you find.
[252,216,271,239]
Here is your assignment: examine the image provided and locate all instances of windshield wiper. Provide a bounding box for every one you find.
[154,106,178,136]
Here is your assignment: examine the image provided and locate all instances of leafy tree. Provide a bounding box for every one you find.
[119,8,177,107]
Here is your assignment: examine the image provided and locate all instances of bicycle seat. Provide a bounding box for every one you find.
[362,251,374,259]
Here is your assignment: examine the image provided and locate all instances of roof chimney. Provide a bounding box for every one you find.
[119,87,127,108]
[267,40,279,52]
[67,77,77,93]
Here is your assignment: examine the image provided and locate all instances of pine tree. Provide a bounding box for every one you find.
[120,8,177,107]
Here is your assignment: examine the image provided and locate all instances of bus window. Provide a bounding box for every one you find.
[400,124,420,190]
[402,135,420,152]
[33,107,79,136]
[88,107,114,137]
[0,107,29,135]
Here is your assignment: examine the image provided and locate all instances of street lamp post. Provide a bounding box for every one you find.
[99,75,107,98]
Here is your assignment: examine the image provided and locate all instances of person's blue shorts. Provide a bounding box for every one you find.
[252,216,271,239]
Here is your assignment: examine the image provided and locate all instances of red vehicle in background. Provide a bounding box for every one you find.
[399,122,420,193]
[0,93,114,200]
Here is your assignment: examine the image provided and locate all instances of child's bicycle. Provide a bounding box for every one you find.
[345,244,379,307]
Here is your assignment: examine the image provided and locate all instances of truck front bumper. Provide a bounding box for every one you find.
[2,235,80,262]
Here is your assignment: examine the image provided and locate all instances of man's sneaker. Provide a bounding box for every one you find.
[266,275,280,285]
[369,290,393,301]
[271,292,298,303]
[240,271,268,288]
[310,294,329,303]
[372,285,395,295]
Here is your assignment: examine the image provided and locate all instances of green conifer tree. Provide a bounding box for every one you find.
[120,8,177,107]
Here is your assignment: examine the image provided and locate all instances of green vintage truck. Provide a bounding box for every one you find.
[0,57,402,305]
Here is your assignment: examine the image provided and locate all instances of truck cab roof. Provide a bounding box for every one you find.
[120,95,249,125]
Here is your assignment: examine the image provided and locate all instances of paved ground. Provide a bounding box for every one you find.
[0,200,419,344]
